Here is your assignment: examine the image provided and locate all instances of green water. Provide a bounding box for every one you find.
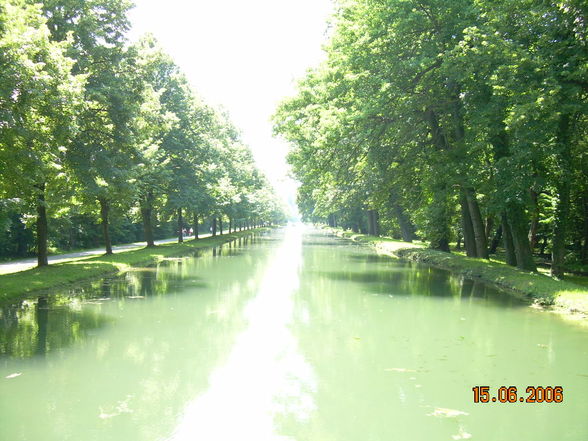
[1,226,587,441]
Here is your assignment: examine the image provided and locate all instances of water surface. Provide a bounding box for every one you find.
[1,226,587,440]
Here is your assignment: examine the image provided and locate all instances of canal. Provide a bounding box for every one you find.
[1,226,587,440]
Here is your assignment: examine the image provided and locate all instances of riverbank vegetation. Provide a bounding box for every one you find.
[327,227,588,316]
[0,0,285,267]
[0,227,266,302]
[274,0,587,281]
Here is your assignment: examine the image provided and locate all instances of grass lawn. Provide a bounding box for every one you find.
[327,228,588,317]
[0,229,265,302]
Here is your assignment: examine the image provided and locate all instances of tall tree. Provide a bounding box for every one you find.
[0,0,83,266]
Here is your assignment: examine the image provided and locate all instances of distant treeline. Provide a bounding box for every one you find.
[274,0,587,278]
[0,0,285,265]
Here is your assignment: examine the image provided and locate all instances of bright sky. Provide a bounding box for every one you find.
[128,0,334,214]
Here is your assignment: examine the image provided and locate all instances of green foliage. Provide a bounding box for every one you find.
[0,0,285,262]
[274,0,587,272]
[0,0,84,207]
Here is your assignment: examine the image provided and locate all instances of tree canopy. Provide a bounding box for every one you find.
[0,0,285,264]
[274,0,587,278]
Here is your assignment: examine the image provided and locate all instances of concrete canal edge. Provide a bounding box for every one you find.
[323,226,588,322]
[0,228,270,303]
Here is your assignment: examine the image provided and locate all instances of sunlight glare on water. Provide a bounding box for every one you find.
[168,224,316,440]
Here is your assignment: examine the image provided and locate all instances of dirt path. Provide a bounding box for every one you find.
[0,234,213,275]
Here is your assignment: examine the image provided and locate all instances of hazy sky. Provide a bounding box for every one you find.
[128,0,334,210]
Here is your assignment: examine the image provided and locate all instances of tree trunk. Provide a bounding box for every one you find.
[485,216,494,245]
[429,187,451,252]
[551,114,572,278]
[460,192,477,257]
[68,224,76,250]
[582,193,588,264]
[391,201,415,242]
[219,218,223,235]
[501,213,517,266]
[35,183,49,267]
[539,236,548,257]
[506,204,536,271]
[141,191,155,247]
[98,197,113,255]
[465,188,489,259]
[193,212,199,239]
[551,183,570,278]
[212,218,217,236]
[489,225,503,255]
[177,208,183,243]
[392,191,415,242]
[367,209,380,236]
[432,237,450,252]
[424,108,450,150]
[229,218,232,234]
[489,126,531,268]
[528,189,539,252]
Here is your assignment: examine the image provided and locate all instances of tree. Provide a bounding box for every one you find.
[274,0,587,277]
[0,0,83,266]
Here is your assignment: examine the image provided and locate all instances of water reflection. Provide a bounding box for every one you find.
[346,253,394,263]
[1,228,587,441]
[0,233,268,359]
[0,296,111,358]
[320,260,522,306]
[279,234,588,441]
[169,225,316,441]
[0,231,274,441]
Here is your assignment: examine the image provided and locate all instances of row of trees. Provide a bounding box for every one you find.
[0,0,284,265]
[274,0,587,278]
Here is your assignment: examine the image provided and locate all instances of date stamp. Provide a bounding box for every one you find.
[472,386,563,403]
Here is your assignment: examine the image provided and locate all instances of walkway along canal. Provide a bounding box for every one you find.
[1,226,587,440]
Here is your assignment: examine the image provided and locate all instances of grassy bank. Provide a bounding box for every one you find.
[0,229,266,302]
[326,227,588,318]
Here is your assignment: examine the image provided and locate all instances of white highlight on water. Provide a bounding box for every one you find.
[168,224,316,440]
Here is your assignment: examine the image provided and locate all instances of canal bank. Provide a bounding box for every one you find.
[325,227,588,319]
[0,228,269,302]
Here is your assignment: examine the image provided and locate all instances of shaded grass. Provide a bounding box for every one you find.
[0,229,266,302]
[324,227,588,317]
